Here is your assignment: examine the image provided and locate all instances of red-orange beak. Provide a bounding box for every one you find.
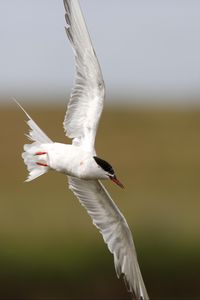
[110,175,124,189]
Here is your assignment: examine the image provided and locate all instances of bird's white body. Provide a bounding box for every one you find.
[25,142,107,180]
[15,0,149,299]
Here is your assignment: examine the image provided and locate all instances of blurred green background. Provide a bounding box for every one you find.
[1,100,200,299]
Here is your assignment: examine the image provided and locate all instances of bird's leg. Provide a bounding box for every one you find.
[36,162,48,167]
[35,151,47,155]
[35,152,48,166]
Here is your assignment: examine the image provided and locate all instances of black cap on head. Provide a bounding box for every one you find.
[93,156,115,175]
[94,156,124,188]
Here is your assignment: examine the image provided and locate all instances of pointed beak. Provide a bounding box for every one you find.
[110,175,124,189]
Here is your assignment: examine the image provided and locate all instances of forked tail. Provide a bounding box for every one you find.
[13,98,53,182]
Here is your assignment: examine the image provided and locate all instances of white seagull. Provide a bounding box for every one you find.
[14,1,149,299]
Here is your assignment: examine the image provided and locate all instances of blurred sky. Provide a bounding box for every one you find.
[1,0,200,104]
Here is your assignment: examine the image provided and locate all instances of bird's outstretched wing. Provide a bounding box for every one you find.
[68,177,149,300]
[63,0,105,150]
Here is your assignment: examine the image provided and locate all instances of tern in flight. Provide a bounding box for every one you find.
[14,0,149,299]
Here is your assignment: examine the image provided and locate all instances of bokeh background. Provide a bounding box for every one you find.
[1,0,200,299]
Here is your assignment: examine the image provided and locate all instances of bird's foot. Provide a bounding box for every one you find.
[35,151,47,155]
[35,152,48,166]
[36,162,48,167]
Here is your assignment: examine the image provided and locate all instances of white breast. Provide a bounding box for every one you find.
[47,142,105,180]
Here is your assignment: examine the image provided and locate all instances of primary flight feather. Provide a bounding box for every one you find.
[14,0,149,299]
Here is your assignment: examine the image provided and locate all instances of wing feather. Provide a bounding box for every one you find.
[63,0,105,149]
[68,177,149,300]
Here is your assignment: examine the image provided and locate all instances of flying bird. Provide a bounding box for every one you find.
[14,0,149,299]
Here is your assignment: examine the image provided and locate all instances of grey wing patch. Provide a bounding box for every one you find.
[67,176,149,300]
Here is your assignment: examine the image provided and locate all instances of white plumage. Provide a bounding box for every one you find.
[63,0,105,150]
[14,1,149,299]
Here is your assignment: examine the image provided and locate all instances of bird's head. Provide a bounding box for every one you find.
[93,156,124,188]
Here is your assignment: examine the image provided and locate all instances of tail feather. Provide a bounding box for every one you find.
[13,98,52,143]
[13,98,53,181]
[26,118,52,144]
[22,143,50,182]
